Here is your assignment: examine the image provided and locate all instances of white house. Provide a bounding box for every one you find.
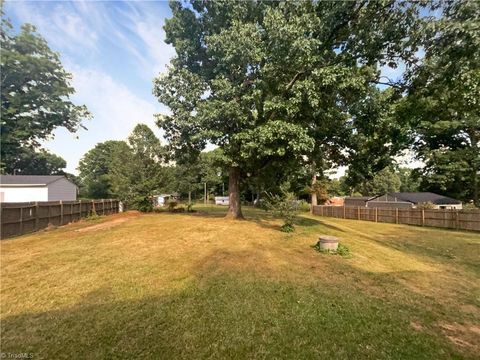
[0,175,78,202]
[215,196,229,206]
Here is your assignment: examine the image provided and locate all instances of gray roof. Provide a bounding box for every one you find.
[0,175,65,185]
[381,192,461,205]
[345,196,373,201]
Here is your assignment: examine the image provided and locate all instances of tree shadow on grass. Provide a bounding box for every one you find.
[294,216,346,233]
[1,270,467,360]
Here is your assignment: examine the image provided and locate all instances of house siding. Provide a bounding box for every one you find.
[367,201,413,209]
[47,178,77,201]
[0,186,48,202]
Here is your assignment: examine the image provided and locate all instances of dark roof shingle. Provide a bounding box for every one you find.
[0,175,65,185]
[386,192,461,205]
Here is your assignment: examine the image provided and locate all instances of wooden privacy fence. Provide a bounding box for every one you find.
[1,199,120,239]
[312,205,480,232]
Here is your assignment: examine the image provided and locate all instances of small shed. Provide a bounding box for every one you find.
[0,175,78,202]
[153,193,178,206]
[215,196,229,206]
[368,192,462,210]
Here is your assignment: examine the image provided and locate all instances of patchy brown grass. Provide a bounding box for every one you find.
[1,205,479,359]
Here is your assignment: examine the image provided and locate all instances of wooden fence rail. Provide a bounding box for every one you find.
[1,199,120,239]
[312,205,480,232]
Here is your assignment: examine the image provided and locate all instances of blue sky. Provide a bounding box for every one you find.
[5,0,176,174]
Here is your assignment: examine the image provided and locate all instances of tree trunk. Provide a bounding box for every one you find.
[226,166,244,219]
[204,182,207,205]
[469,132,479,206]
[188,190,191,204]
[310,171,317,213]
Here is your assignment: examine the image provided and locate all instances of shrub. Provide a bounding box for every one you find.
[416,201,435,209]
[313,242,350,257]
[133,195,153,212]
[298,200,310,212]
[167,200,178,212]
[186,202,195,213]
[264,192,299,232]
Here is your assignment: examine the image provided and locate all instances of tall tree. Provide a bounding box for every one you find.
[402,1,480,204]
[154,1,426,218]
[111,124,167,211]
[78,140,130,199]
[0,15,90,173]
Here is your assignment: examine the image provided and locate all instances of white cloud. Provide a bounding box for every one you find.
[8,1,98,54]
[71,66,161,137]
[42,65,168,174]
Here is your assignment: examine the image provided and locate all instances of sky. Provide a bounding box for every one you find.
[4,0,176,174]
[4,0,418,177]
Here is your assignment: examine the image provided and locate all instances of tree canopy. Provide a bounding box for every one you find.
[401,1,480,205]
[0,14,90,174]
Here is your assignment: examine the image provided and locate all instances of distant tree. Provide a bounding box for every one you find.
[364,167,401,196]
[111,124,167,211]
[402,1,480,204]
[328,178,348,197]
[9,148,66,175]
[173,162,202,203]
[78,141,130,199]
[398,167,420,193]
[0,15,90,173]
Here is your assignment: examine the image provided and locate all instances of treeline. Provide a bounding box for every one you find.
[76,124,229,210]
[75,126,426,208]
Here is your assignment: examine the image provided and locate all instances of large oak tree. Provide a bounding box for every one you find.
[154,0,426,218]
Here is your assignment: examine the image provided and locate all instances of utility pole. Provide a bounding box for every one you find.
[204,182,207,205]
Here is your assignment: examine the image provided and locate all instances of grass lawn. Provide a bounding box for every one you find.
[1,206,479,359]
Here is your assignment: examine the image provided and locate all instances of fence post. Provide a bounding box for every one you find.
[35,202,39,230]
[375,207,378,222]
[47,204,51,225]
[102,199,105,215]
[343,206,346,219]
[78,200,82,218]
[92,200,96,215]
[357,206,360,220]
[19,206,23,235]
[421,209,425,226]
[60,200,64,225]
[395,208,399,224]
[455,210,459,230]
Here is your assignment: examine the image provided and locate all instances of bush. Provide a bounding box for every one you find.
[264,192,299,232]
[313,242,350,257]
[416,201,435,209]
[186,202,195,213]
[133,195,153,212]
[167,200,178,212]
[298,200,310,212]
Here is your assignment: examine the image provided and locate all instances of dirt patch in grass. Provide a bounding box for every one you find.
[438,322,480,352]
[75,211,141,232]
[410,321,424,332]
